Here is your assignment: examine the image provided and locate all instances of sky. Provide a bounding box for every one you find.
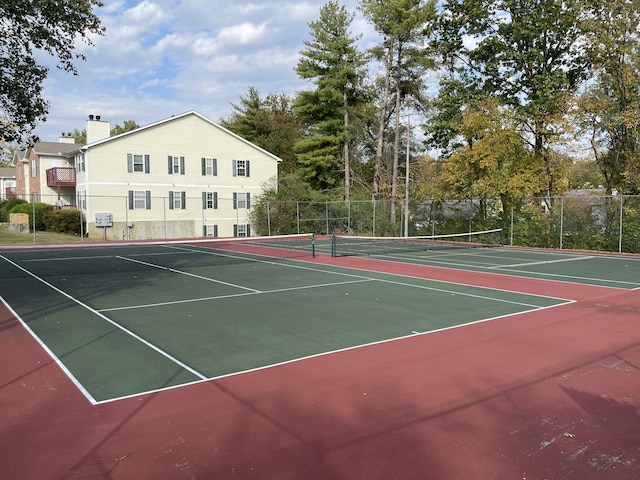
[36,0,379,142]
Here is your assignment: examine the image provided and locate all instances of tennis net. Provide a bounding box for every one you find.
[0,233,316,258]
[331,229,503,257]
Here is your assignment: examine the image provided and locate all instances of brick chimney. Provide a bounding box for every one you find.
[86,114,110,144]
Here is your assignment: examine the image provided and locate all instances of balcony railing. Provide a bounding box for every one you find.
[46,167,76,187]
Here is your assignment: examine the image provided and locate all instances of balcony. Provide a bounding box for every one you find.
[46,167,76,187]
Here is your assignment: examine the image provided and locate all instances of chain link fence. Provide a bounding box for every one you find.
[2,193,639,254]
[257,195,640,254]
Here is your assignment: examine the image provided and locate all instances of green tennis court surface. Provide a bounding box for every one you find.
[0,242,568,403]
[316,236,640,289]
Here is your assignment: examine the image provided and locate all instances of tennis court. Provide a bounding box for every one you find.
[320,231,640,289]
[0,236,567,403]
[1,234,639,480]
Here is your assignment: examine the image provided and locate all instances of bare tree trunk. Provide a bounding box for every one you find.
[372,37,394,201]
[343,90,350,200]
[390,44,403,227]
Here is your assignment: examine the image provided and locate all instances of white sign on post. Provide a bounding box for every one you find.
[95,213,113,228]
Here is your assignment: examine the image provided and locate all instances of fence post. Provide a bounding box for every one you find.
[297,202,300,234]
[164,196,167,239]
[559,197,564,250]
[267,201,271,236]
[125,195,129,240]
[468,197,472,240]
[31,192,36,244]
[372,200,376,236]
[510,202,514,246]
[619,194,624,253]
[326,201,329,235]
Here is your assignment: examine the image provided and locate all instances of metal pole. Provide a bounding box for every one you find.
[404,115,411,237]
[510,202,514,246]
[326,201,329,235]
[559,197,564,250]
[372,200,376,236]
[32,193,36,243]
[267,201,271,236]
[125,195,128,240]
[79,198,84,241]
[619,194,624,253]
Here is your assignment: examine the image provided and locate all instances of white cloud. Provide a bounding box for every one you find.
[217,22,267,45]
[36,0,376,139]
[124,0,166,24]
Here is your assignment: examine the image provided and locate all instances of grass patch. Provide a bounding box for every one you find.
[0,223,101,245]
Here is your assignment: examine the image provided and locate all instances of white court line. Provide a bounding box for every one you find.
[491,255,594,269]
[173,243,580,301]
[0,296,98,405]
[0,255,208,387]
[104,246,559,312]
[371,277,545,308]
[116,255,260,292]
[22,250,199,263]
[98,278,375,312]
[94,300,574,405]
[362,252,639,288]
[163,244,563,308]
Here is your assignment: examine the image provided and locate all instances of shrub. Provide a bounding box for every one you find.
[44,209,83,234]
[0,198,27,222]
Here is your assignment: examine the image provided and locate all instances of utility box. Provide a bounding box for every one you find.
[8,213,30,233]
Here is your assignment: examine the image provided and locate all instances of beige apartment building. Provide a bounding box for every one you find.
[13,111,281,239]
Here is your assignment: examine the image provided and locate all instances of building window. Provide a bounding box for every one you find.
[233,159,250,177]
[201,158,217,176]
[169,191,186,210]
[234,224,251,237]
[127,153,150,173]
[128,190,151,210]
[76,191,86,210]
[31,159,37,177]
[77,153,85,173]
[168,156,185,175]
[202,192,218,209]
[233,192,250,209]
[204,225,218,237]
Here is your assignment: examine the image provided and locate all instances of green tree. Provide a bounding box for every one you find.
[72,129,86,145]
[577,0,640,194]
[1,145,16,166]
[441,99,547,215]
[294,1,367,197]
[359,0,436,225]
[222,87,304,178]
[0,0,104,153]
[111,120,140,136]
[430,0,590,201]
[567,158,605,190]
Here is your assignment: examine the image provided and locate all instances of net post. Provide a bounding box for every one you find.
[312,233,316,258]
[331,234,336,257]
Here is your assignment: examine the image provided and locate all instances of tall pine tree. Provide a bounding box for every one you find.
[294,1,367,198]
